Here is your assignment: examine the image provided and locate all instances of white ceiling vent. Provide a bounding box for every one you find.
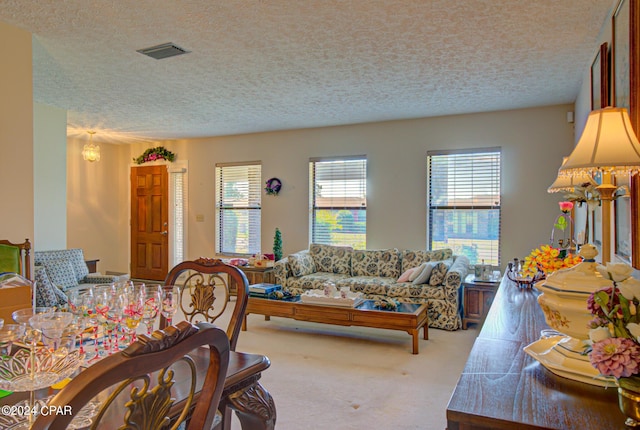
[137,43,190,60]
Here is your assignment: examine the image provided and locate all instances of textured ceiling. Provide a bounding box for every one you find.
[0,0,617,143]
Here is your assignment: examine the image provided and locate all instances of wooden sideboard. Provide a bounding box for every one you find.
[447,276,627,430]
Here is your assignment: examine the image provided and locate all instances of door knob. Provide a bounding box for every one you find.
[161,231,168,236]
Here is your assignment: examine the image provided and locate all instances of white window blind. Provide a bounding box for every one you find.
[309,157,366,249]
[427,148,501,266]
[215,162,261,255]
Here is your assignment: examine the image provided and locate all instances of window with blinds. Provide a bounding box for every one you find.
[309,157,366,249]
[215,162,261,255]
[427,148,501,266]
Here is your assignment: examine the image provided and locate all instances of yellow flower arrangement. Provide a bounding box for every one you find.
[521,244,582,277]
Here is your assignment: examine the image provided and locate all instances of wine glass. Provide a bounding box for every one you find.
[93,286,114,356]
[122,293,144,344]
[141,286,162,335]
[105,292,124,353]
[161,286,180,327]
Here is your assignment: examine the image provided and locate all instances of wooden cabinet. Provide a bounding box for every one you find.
[229,266,275,294]
[447,275,626,429]
[462,275,498,329]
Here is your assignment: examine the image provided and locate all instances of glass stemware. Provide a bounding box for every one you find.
[122,293,144,344]
[93,286,117,356]
[142,287,162,335]
[28,312,73,351]
[161,286,180,327]
[66,289,95,358]
[12,307,55,326]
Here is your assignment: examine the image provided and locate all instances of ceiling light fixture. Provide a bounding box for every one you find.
[82,131,101,162]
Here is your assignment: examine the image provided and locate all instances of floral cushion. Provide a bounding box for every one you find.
[43,259,79,291]
[429,259,453,286]
[336,276,396,295]
[34,265,68,307]
[351,249,400,278]
[401,249,453,272]
[288,251,316,277]
[308,244,353,275]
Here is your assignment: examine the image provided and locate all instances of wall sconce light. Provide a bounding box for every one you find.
[558,107,640,264]
[82,131,101,162]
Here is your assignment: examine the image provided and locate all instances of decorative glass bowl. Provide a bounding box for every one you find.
[11,307,56,325]
[0,346,84,391]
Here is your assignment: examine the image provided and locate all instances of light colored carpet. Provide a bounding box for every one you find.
[210,302,478,430]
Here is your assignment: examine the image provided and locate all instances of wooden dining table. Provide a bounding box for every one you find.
[0,347,276,429]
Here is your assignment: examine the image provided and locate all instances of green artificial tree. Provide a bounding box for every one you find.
[273,228,283,261]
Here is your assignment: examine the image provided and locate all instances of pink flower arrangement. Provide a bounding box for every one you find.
[590,337,640,378]
[587,263,640,389]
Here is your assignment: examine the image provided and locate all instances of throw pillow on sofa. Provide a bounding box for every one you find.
[34,265,68,307]
[401,248,453,272]
[412,262,436,284]
[428,259,453,286]
[397,267,417,282]
[309,243,353,274]
[408,262,427,281]
[43,259,79,291]
[351,249,401,278]
[288,252,316,277]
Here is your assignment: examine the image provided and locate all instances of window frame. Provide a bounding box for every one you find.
[309,156,367,249]
[426,147,501,266]
[215,161,262,256]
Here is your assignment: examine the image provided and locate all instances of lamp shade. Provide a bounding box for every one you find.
[559,107,640,177]
[547,157,596,193]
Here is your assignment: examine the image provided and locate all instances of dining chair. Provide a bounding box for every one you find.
[0,238,31,279]
[162,258,259,430]
[31,321,230,430]
[161,258,250,351]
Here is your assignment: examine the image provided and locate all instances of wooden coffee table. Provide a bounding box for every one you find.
[242,296,429,354]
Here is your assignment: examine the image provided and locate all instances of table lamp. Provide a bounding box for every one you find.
[558,107,640,264]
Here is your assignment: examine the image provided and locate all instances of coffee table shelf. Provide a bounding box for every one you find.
[242,296,428,354]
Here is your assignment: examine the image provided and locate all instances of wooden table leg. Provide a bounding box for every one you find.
[224,381,276,430]
[411,329,419,354]
[423,324,429,340]
[242,315,248,331]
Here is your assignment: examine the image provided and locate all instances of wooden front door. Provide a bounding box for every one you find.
[131,165,169,280]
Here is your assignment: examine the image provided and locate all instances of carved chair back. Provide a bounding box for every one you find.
[161,258,249,351]
[0,238,31,279]
[31,321,230,430]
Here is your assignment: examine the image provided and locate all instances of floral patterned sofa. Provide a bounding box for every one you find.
[274,244,470,330]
